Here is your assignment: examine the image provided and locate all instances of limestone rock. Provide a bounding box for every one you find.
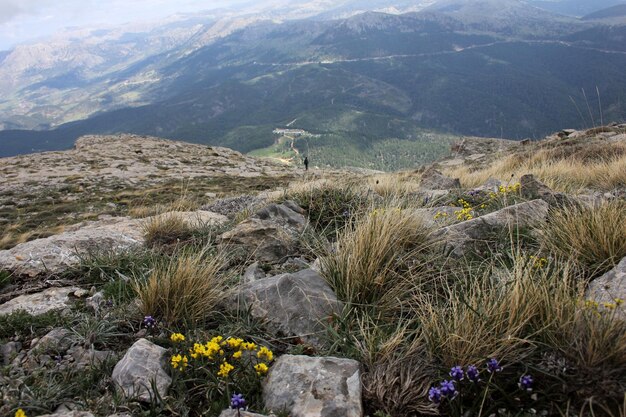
[0,287,80,316]
[264,354,362,417]
[0,217,144,277]
[1,341,21,365]
[255,202,306,229]
[243,262,266,283]
[31,328,76,353]
[586,256,626,317]
[111,338,171,402]
[220,218,298,263]
[420,167,461,190]
[520,174,573,206]
[436,200,549,257]
[232,269,342,346]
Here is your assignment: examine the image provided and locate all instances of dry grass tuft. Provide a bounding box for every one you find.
[320,206,433,308]
[134,249,227,325]
[367,173,421,198]
[539,200,626,276]
[142,213,194,247]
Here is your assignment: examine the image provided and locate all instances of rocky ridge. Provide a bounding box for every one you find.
[1,126,625,416]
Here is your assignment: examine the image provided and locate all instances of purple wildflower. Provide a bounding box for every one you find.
[466,365,481,382]
[231,393,246,409]
[143,315,156,329]
[518,374,534,391]
[450,365,464,381]
[428,387,442,404]
[439,380,457,399]
[486,358,503,373]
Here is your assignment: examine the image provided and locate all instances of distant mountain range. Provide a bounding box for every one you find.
[1,0,625,166]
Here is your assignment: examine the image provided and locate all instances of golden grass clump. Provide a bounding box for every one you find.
[320,206,433,307]
[142,213,194,247]
[539,200,626,276]
[134,250,227,325]
[443,140,626,193]
[367,172,421,198]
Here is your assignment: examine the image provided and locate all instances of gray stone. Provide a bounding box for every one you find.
[219,218,299,264]
[255,202,307,230]
[264,355,362,417]
[0,217,144,277]
[68,346,114,368]
[232,269,342,346]
[243,262,266,283]
[1,341,21,365]
[31,328,75,353]
[202,195,263,218]
[111,338,171,402]
[0,287,80,316]
[435,200,549,257]
[519,174,573,207]
[419,167,461,190]
[586,256,626,317]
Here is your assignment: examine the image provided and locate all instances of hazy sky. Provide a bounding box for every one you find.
[0,0,256,50]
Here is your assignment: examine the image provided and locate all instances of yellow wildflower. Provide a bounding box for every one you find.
[232,350,243,359]
[218,361,235,378]
[603,302,617,310]
[15,410,27,417]
[242,342,257,351]
[227,337,244,349]
[257,346,274,362]
[170,333,185,343]
[254,363,269,376]
[171,354,188,371]
[615,298,624,306]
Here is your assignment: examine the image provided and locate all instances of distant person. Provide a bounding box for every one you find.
[304,156,309,171]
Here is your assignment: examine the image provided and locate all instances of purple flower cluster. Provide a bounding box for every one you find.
[231,393,246,409]
[142,315,157,329]
[429,359,536,406]
[518,374,534,391]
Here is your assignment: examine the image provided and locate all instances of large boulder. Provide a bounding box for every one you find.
[111,339,171,402]
[232,269,342,346]
[264,355,362,417]
[0,287,80,316]
[519,174,573,207]
[586,256,626,317]
[435,200,550,258]
[419,167,461,190]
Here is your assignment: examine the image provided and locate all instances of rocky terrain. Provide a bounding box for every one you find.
[1,126,625,417]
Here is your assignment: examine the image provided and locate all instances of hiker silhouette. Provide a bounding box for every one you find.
[304,156,309,171]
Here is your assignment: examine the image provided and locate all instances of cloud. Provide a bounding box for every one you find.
[0,0,57,24]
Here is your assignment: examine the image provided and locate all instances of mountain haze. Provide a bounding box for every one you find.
[0,0,625,167]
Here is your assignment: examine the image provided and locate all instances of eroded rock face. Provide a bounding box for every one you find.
[435,200,550,258]
[420,167,461,190]
[587,256,626,317]
[111,339,171,402]
[520,174,573,207]
[264,354,362,417]
[232,269,342,346]
[0,287,80,316]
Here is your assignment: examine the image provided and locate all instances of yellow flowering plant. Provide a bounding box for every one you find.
[168,333,274,415]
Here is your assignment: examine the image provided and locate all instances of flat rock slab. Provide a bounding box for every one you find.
[586,256,626,317]
[0,217,144,277]
[0,287,80,316]
[111,338,171,402]
[435,199,549,258]
[264,354,362,417]
[232,269,342,346]
[0,210,226,277]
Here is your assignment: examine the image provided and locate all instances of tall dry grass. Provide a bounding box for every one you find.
[134,249,227,325]
[443,141,626,192]
[539,200,626,276]
[320,206,434,308]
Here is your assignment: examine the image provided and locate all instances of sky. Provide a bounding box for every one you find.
[0,0,256,50]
